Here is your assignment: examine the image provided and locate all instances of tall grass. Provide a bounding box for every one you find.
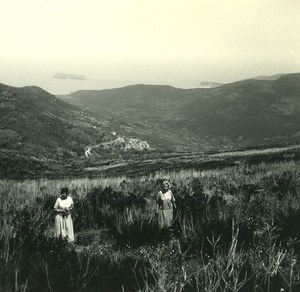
[1,160,300,291]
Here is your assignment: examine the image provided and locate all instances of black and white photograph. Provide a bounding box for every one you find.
[1,0,300,291]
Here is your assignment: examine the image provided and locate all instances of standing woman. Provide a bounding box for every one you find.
[54,187,74,242]
[156,180,176,231]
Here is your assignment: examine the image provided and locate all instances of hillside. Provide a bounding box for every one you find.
[59,73,300,151]
[59,84,196,151]
[0,83,115,159]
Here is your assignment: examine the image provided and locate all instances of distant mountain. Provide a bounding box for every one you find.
[0,83,115,159]
[197,81,224,88]
[249,73,286,81]
[1,73,300,178]
[59,73,300,151]
[58,84,199,151]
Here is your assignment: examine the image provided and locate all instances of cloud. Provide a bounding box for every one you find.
[53,72,87,80]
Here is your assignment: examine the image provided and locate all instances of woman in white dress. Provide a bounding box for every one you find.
[54,187,74,242]
[156,180,176,230]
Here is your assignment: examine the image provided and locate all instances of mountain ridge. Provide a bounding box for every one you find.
[1,73,300,178]
[2,72,300,157]
[58,73,300,151]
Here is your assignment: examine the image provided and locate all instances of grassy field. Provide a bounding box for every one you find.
[1,149,300,291]
[2,143,300,180]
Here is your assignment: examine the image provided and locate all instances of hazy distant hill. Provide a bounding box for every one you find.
[59,73,300,151]
[249,73,286,81]
[197,81,224,88]
[0,83,113,159]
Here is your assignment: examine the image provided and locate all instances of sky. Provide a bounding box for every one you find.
[0,0,300,94]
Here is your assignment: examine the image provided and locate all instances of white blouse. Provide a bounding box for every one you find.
[54,196,73,210]
[158,190,173,200]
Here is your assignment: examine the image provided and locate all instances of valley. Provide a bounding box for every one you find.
[59,73,300,152]
[1,73,300,179]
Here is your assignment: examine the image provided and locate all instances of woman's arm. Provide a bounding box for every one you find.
[64,197,74,214]
[54,199,65,214]
[171,191,177,209]
[65,203,74,213]
[67,197,74,210]
[68,203,74,210]
[156,192,160,213]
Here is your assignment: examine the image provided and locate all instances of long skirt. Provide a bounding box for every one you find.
[54,214,74,242]
[158,209,173,230]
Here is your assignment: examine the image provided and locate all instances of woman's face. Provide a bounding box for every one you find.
[61,192,67,199]
[162,181,169,192]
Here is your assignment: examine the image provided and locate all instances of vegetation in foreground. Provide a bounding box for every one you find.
[1,158,300,291]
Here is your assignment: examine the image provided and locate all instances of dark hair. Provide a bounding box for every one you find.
[60,187,69,195]
[162,180,171,188]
